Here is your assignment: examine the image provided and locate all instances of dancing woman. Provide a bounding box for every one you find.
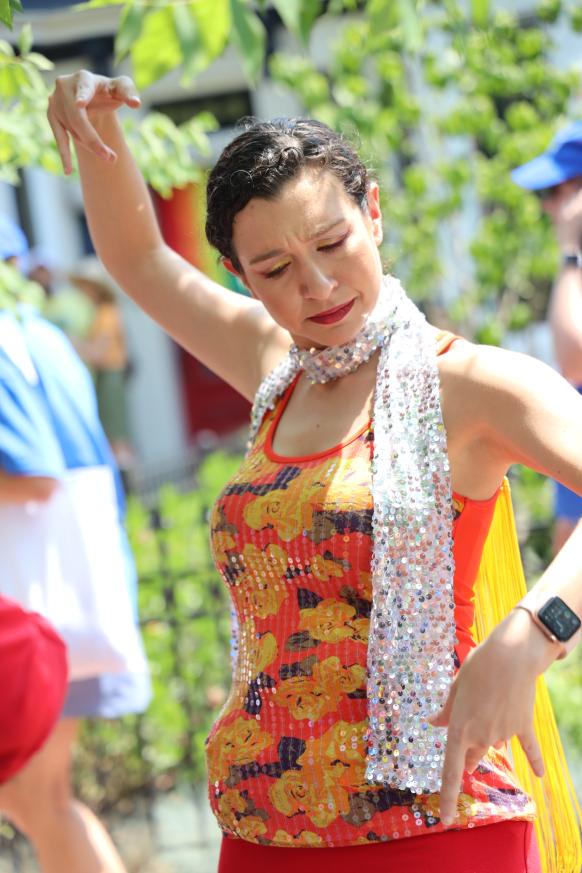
[47,72,582,873]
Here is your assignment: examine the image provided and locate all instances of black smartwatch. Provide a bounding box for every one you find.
[515,594,581,659]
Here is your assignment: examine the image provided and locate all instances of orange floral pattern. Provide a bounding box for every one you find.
[298,599,356,643]
[207,716,274,783]
[206,381,535,848]
[270,765,351,828]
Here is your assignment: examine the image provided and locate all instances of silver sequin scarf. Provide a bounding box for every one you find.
[247,275,456,794]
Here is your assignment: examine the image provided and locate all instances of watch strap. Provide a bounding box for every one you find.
[514,602,567,659]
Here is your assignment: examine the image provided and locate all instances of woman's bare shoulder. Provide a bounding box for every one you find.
[440,337,582,494]
[438,337,559,396]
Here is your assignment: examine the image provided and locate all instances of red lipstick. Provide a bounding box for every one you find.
[308,298,355,325]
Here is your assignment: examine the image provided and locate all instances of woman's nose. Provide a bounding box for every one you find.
[299,260,337,299]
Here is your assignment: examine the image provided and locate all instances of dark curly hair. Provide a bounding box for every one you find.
[205,118,370,272]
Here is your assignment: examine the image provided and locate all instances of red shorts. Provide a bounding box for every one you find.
[218,821,541,873]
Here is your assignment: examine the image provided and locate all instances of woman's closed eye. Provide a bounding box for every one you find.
[264,260,291,279]
[263,233,349,280]
[317,232,349,253]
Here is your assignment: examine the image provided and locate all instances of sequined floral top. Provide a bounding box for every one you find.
[206,343,535,849]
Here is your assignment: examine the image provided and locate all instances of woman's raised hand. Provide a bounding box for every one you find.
[47,70,141,176]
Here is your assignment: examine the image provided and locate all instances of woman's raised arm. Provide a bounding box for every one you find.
[47,71,290,401]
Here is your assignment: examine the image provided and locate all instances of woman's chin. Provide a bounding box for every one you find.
[293,325,360,350]
[312,320,366,349]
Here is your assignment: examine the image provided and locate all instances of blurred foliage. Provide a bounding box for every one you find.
[547,646,582,767]
[0,0,21,30]
[0,26,217,194]
[3,1,581,331]
[122,110,218,198]
[77,0,325,87]
[505,465,581,767]
[268,0,582,340]
[0,30,61,185]
[0,261,44,312]
[73,450,241,809]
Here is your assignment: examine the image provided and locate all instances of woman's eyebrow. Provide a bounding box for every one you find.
[248,218,347,265]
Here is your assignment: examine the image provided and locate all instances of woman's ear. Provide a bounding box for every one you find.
[223,259,255,297]
[367,182,384,246]
[223,258,240,279]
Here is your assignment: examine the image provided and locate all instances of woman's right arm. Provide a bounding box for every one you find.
[48,71,291,401]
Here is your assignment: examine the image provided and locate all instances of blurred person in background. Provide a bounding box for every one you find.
[69,257,135,474]
[512,122,582,553]
[0,215,151,873]
[25,246,95,341]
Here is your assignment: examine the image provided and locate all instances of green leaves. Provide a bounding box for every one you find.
[175,0,232,82]
[0,0,22,30]
[115,3,146,66]
[470,0,489,27]
[50,0,329,91]
[271,0,323,45]
[397,0,423,53]
[230,0,266,84]
[124,110,218,198]
[116,1,232,87]
[16,21,31,53]
[129,7,182,89]
[92,0,327,89]
[0,39,59,185]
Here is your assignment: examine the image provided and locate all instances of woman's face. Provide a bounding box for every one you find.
[540,177,582,224]
[225,169,384,349]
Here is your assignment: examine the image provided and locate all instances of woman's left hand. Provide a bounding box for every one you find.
[429,607,556,825]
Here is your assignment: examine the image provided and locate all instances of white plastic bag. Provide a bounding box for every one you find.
[0,465,148,680]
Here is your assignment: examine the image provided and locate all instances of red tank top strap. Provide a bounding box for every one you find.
[435,329,463,357]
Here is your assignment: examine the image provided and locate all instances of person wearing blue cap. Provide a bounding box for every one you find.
[512,122,582,553]
[0,215,151,873]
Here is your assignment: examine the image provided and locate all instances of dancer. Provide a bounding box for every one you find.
[47,72,582,873]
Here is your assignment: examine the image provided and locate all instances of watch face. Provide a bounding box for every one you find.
[538,597,581,642]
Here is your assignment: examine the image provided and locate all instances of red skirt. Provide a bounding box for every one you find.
[218,821,541,873]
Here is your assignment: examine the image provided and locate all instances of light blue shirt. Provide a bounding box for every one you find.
[0,308,137,610]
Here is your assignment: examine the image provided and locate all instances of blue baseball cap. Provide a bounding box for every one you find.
[511,121,582,190]
[0,214,29,261]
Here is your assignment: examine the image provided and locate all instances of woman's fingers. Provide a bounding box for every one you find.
[438,724,466,826]
[465,745,489,774]
[48,71,141,169]
[64,104,115,162]
[74,68,97,108]
[428,676,457,729]
[518,731,545,778]
[108,75,141,109]
[47,111,72,175]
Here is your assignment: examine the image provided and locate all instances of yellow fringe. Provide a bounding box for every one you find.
[472,478,582,872]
